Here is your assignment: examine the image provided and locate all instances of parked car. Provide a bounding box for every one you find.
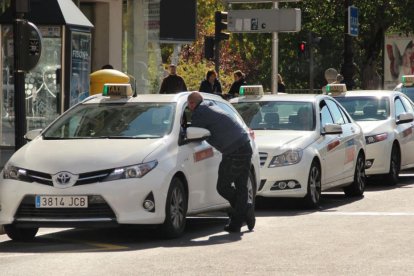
[0,85,260,241]
[333,88,414,185]
[394,75,414,102]
[230,87,366,208]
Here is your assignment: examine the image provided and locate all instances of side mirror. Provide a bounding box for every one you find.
[396,112,414,125]
[186,127,211,140]
[24,129,42,141]
[323,124,343,135]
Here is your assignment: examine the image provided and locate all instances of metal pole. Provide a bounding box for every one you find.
[341,0,355,90]
[272,1,278,94]
[214,39,220,77]
[13,0,28,151]
[309,32,314,93]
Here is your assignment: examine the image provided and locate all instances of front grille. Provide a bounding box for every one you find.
[14,195,116,220]
[24,169,112,187]
[259,152,268,167]
[26,170,53,186]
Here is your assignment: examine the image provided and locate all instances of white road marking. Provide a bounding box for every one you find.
[318,211,414,216]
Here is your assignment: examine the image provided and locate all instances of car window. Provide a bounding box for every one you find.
[335,96,390,121]
[394,98,406,117]
[326,99,345,125]
[215,101,245,126]
[320,101,334,128]
[43,103,176,139]
[400,95,414,113]
[232,101,314,131]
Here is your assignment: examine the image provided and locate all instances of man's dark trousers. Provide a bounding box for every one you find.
[217,141,253,227]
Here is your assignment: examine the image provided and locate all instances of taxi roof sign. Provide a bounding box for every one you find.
[239,85,264,96]
[402,75,414,87]
[326,83,347,95]
[103,83,133,97]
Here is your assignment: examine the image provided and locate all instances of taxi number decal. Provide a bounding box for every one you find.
[402,127,413,137]
[327,140,340,151]
[194,148,214,162]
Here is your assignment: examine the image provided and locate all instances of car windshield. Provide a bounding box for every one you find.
[43,102,176,139]
[335,96,390,121]
[232,101,315,131]
[396,86,414,102]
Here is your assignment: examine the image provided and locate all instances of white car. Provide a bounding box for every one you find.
[230,93,366,208]
[0,85,260,241]
[334,90,414,185]
[394,75,414,102]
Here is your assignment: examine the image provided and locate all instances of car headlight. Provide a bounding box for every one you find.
[3,164,29,181]
[102,160,158,182]
[365,133,388,144]
[269,149,303,168]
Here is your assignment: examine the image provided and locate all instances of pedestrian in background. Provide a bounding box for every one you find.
[277,73,286,93]
[199,69,222,95]
[228,70,247,98]
[187,92,255,233]
[159,64,188,94]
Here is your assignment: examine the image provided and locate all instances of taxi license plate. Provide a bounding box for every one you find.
[35,195,88,208]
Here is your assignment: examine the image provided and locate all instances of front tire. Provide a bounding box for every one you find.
[303,160,321,209]
[4,224,38,242]
[344,152,366,197]
[160,177,187,239]
[385,144,400,185]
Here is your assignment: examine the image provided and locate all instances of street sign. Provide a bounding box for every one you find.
[348,6,358,36]
[20,21,42,71]
[227,9,301,33]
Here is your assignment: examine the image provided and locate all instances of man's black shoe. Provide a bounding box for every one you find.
[224,223,241,233]
[246,204,256,231]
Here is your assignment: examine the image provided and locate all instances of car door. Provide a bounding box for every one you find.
[179,101,224,211]
[318,100,346,187]
[397,95,414,166]
[326,99,358,179]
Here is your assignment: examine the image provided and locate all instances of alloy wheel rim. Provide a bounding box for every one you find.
[170,187,184,229]
[309,166,320,203]
[356,156,365,190]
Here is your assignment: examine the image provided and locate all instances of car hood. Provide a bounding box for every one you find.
[254,130,316,151]
[355,120,388,135]
[8,138,164,174]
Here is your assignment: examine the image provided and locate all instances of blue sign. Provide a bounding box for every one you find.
[348,6,358,36]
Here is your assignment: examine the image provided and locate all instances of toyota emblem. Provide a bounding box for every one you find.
[57,172,71,184]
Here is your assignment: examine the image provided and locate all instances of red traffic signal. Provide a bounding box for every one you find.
[299,41,306,53]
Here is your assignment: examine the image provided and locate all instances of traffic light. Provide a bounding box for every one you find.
[215,11,230,41]
[298,41,307,58]
[204,36,215,60]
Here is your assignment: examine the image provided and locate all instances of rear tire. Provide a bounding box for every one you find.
[160,177,187,239]
[4,224,38,242]
[344,152,366,197]
[303,160,321,209]
[385,144,400,186]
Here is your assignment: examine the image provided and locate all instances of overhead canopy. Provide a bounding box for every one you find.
[0,0,93,28]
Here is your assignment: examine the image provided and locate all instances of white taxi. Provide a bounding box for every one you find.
[0,84,260,241]
[230,86,366,208]
[333,86,414,185]
[394,75,414,102]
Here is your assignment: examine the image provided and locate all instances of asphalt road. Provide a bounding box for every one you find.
[1,173,414,275]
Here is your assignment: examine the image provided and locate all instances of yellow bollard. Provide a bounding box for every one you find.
[89,69,130,95]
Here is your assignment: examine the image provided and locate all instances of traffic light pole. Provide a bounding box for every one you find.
[13,0,29,151]
[214,39,220,76]
[272,1,278,94]
[341,0,355,90]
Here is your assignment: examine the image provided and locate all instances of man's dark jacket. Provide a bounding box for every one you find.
[159,74,187,94]
[190,102,249,155]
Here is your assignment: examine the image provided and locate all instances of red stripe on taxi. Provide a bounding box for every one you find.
[327,140,340,151]
[194,148,214,162]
